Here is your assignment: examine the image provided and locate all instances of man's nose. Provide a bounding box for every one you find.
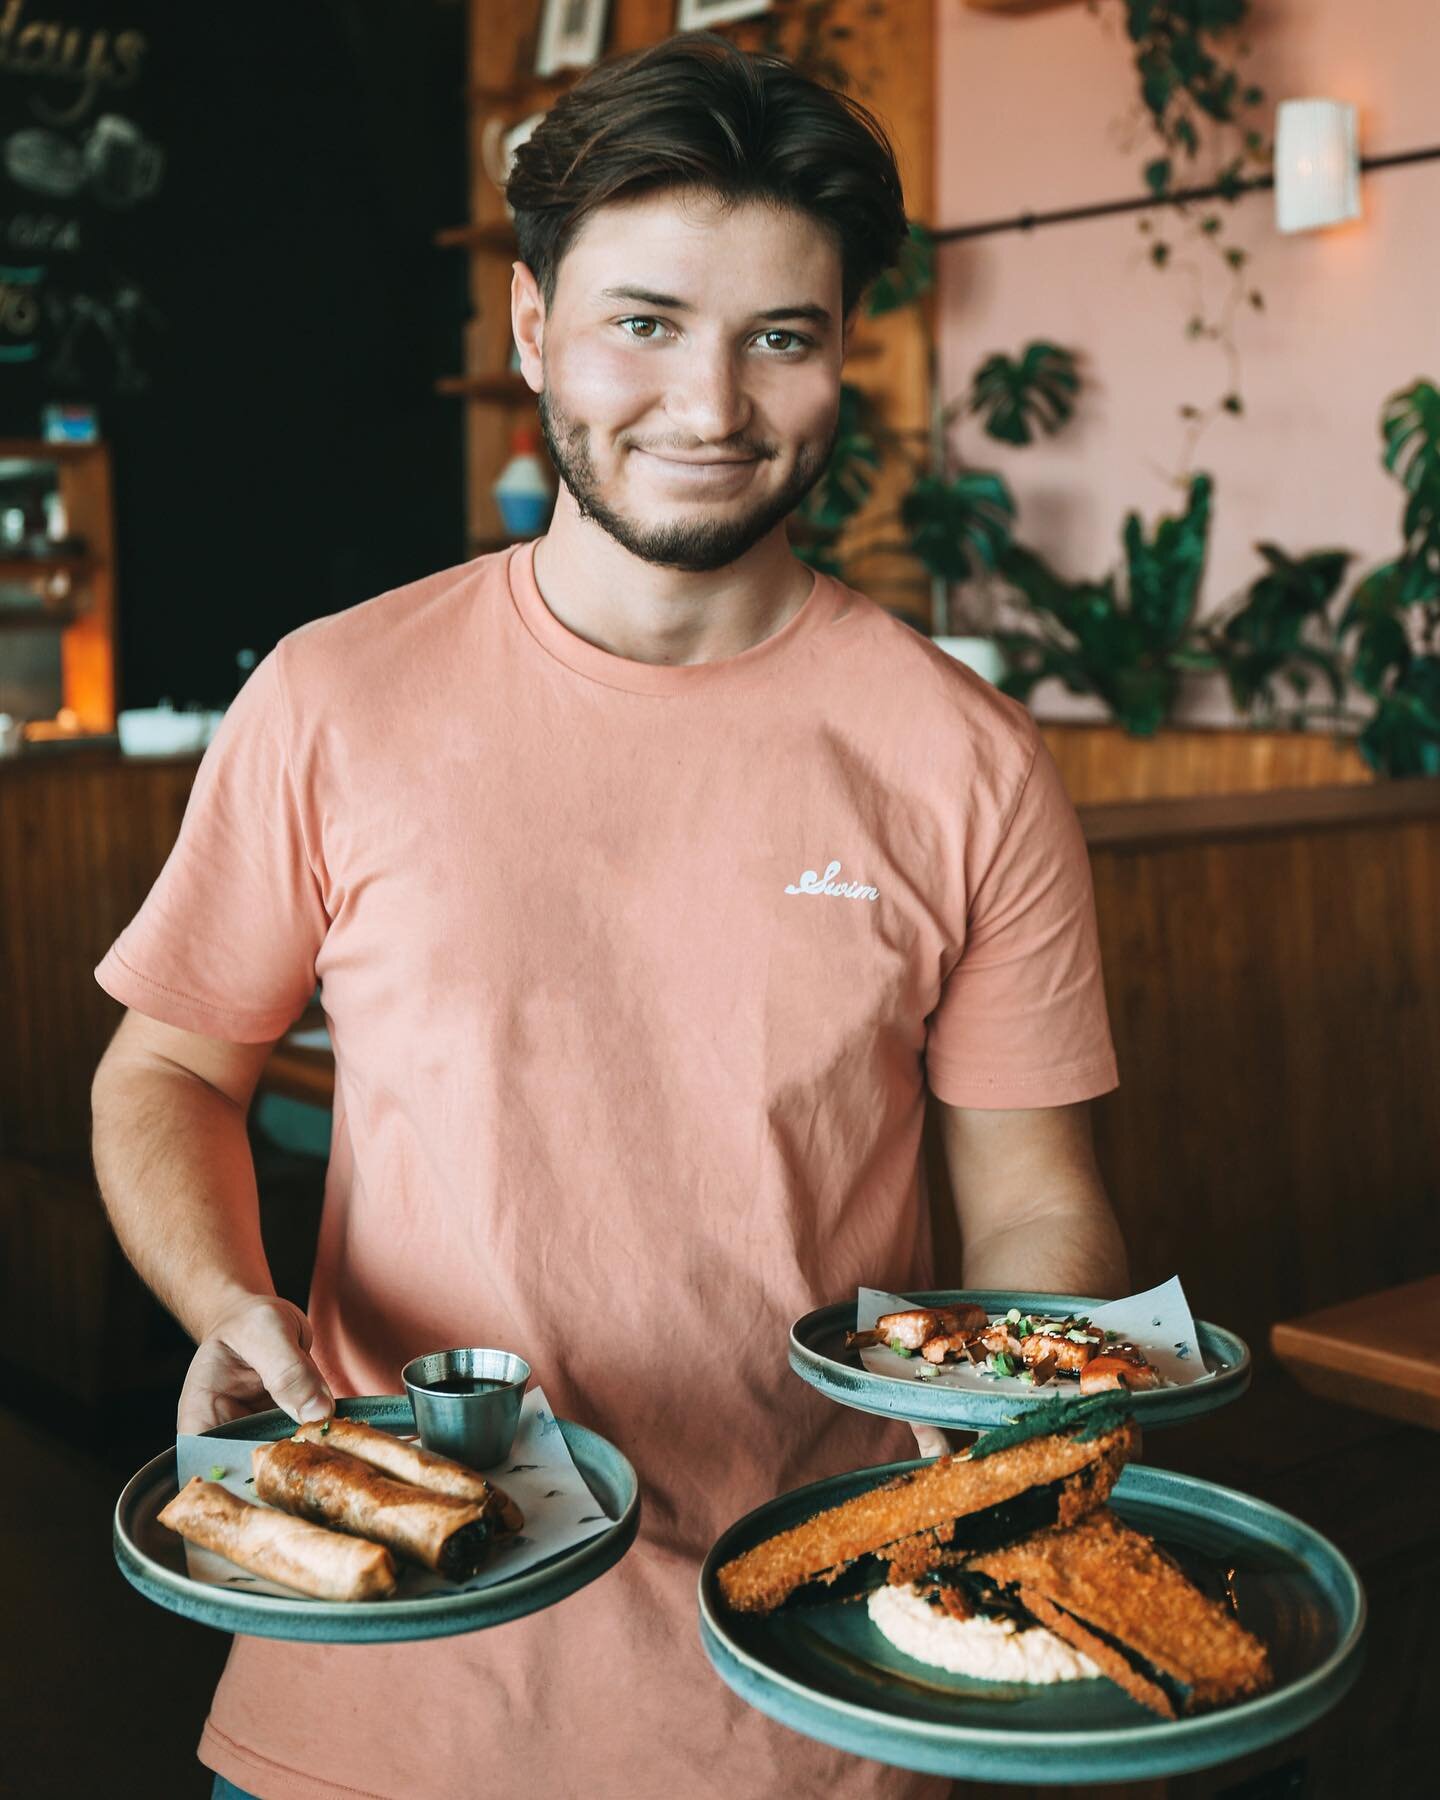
[664,348,753,444]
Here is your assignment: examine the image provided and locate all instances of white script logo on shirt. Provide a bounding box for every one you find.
[784,860,880,902]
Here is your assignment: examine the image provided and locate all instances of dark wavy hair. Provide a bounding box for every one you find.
[506,32,908,318]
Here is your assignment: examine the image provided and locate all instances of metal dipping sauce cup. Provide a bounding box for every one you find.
[401,1348,531,1470]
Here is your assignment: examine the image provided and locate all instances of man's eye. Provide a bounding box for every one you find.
[619,317,664,340]
[757,330,807,353]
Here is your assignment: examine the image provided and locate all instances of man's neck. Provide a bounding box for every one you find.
[529,493,815,667]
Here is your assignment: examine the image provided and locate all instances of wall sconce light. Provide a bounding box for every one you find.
[1275,99,1361,234]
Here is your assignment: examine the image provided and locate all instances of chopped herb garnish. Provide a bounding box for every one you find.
[208,1464,227,1481]
[1004,1307,1021,1323]
[1017,1317,1034,1339]
[319,1420,331,1434]
[1105,1330,1120,1341]
[1065,1329,1093,1343]
[1019,1369,1036,1385]
[888,1340,913,1358]
[992,1351,1016,1377]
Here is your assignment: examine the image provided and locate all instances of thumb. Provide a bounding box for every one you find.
[235,1304,334,1424]
[909,1422,956,1461]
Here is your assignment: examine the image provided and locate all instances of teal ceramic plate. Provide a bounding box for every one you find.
[699,1458,1363,1785]
[790,1289,1250,1431]
[114,1395,639,1643]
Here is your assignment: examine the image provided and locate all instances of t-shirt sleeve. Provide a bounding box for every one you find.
[94,645,328,1043]
[925,733,1118,1109]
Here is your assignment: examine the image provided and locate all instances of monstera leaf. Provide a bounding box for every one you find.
[1381,379,1440,566]
[901,470,1015,583]
[969,343,1080,447]
[795,382,880,535]
[865,223,934,318]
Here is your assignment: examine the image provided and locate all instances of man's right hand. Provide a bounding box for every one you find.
[178,1294,335,1434]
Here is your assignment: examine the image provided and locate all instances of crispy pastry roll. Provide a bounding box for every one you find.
[157,1476,398,1602]
[717,1419,1136,1615]
[966,1509,1274,1717]
[292,1418,524,1532]
[252,1439,494,1582]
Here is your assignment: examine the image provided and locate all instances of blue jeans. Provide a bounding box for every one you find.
[212,1780,259,1800]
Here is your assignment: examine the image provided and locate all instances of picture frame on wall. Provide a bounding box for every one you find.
[676,1,773,27]
[536,0,611,77]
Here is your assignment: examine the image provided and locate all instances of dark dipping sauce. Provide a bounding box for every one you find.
[422,1377,509,1396]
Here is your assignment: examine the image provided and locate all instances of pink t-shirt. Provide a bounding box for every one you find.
[98,543,1116,1800]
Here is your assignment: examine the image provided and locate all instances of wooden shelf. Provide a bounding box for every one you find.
[435,373,533,403]
[0,438,104,462]
[0,606,79,631]
[436,221,517,252]
[0,556,95,579]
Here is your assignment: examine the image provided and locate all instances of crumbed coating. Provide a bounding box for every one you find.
[966,1508,1274,1717]
[716,1423,1136,1614]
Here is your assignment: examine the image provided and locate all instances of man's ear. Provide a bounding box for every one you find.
[511,262,546,393]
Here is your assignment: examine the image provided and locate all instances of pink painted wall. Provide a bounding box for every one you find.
[935,0,1440,723]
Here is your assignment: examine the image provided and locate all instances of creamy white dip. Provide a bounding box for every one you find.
[866,1583,1100,1684]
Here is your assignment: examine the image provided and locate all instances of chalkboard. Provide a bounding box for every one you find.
[0,2,468,709]
[0,0,167,403]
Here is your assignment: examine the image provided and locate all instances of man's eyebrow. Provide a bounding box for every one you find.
[598,285,833,328]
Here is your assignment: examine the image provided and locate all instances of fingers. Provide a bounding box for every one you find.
[232,1303,334,1423]
[177,1297,334,1434]
[909,1422,955,1461]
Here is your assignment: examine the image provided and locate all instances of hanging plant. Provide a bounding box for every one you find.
[1091,0,1271,461]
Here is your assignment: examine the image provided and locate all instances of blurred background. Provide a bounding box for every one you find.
[1,2,1437,1795]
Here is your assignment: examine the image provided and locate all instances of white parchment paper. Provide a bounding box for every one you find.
[854,1276,1210,1395]
[172,1386,614,1600]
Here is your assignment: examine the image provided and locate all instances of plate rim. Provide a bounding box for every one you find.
[113,1395,640,1641]
[697,1457,1365,1767]
[789,1288,1251,1428]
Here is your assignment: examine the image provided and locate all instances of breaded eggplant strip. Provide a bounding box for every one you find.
[716,1421,1136,1615]
[966,1509,1274,1717]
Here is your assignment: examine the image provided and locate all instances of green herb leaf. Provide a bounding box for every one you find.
[993,1351,1016,1377]
[319,1420,331,1434]
[208,1464,227,1481]
[889,1341,913,1358]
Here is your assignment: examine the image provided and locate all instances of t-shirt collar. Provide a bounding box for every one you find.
[505,537,834,695]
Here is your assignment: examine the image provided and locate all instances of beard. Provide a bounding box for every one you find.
[537,386,835,574]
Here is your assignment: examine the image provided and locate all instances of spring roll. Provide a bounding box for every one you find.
[253,1439,494,1581]
[292,1417,523,1532]
[157,1476,398,1602]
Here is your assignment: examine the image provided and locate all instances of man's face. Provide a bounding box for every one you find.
[524,189,846,573]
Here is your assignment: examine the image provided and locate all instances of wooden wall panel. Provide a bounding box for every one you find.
[1085,800,1440,1362]
[1041,721,1372,805]
[0,754,196,1161]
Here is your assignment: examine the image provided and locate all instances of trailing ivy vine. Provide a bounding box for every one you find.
[1092,0,1272,467]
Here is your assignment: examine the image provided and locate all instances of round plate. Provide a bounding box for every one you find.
[790,1289,1250,1431]
[114,1396,639,1643]
[699,1458,1364,1785]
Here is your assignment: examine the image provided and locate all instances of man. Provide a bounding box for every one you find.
[93,33,1125,1800]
